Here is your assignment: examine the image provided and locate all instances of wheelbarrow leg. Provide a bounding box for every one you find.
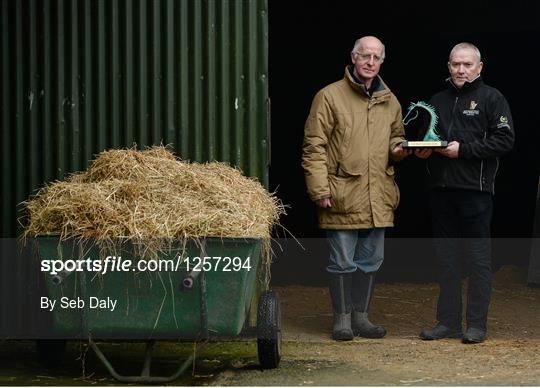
[88,339,200,383]
[141,340,155,377]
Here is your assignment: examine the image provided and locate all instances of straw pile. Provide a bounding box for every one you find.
[23,146,284,247]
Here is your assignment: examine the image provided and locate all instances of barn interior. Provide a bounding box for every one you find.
[268,1,540,284]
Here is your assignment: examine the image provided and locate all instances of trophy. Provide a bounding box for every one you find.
[401,101,447,148]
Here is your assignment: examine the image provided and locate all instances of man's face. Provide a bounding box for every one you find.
[351,40,384,84]
[448,48,483,88]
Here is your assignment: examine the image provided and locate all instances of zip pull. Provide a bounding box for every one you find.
[447,96,459,139]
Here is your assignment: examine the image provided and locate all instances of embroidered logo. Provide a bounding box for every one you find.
[496,115,510,129]
[463,100,480,116]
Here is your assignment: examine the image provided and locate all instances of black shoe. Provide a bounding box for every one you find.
[419,324,462,340]
[462,327,486,343]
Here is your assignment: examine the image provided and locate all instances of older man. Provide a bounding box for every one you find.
[418,43,514,343]
[302,36,409,341]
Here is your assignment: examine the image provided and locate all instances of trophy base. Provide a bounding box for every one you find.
[402,140,448,148]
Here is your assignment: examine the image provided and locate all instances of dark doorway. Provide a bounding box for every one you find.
[268,1,540,285]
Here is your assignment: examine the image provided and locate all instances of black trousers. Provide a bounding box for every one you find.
[429,188,493,331]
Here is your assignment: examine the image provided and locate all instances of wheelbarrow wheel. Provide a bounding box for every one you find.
[36,339,66,368]
[257,290,281,369]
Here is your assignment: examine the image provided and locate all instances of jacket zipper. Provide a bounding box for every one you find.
[479,131,487,191]
[447,96,459,139]
[442,96,460,186]
[479,160,484,191]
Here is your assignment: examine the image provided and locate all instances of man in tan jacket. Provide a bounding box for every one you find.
[302,36,409,341]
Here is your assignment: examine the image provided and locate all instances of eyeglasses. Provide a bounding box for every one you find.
[354,52,383,64]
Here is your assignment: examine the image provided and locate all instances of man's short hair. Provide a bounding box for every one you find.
[352,37,386,61]
[449,42,482,62]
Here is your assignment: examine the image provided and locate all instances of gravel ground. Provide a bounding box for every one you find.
[1,266,538,386]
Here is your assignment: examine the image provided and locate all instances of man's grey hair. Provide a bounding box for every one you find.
[449,42,482,62]
[351,37,386,61]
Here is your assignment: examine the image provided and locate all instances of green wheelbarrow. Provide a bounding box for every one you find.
[34,236,281,383]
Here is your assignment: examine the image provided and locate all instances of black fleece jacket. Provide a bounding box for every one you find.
[426,76,514,194]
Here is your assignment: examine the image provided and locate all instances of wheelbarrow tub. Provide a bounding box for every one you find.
[37,236,263,339]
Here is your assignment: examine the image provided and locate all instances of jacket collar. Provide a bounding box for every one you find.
[345,66,390,100]
[446,75,484,92]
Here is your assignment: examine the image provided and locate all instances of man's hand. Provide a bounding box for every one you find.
[315,197,332,208]
[435,141,460,158]
[414,148,433,159]
[391,143,413,159]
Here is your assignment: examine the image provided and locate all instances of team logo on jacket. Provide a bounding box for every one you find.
[463,100,480,116]
[497,115,510,129]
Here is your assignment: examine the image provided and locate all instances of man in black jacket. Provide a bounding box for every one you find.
[417,42,514,343]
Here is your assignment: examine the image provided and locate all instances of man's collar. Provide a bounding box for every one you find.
[446,75,483,92]
[347,66,381,96]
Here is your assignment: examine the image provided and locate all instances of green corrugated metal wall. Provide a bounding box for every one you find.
[0,0,269,238]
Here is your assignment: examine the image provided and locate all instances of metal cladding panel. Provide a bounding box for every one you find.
[0,0,269,238]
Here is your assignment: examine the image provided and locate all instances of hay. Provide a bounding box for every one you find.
[23,146,285,250]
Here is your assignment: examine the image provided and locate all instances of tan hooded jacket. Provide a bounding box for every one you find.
[302,67,405,229]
